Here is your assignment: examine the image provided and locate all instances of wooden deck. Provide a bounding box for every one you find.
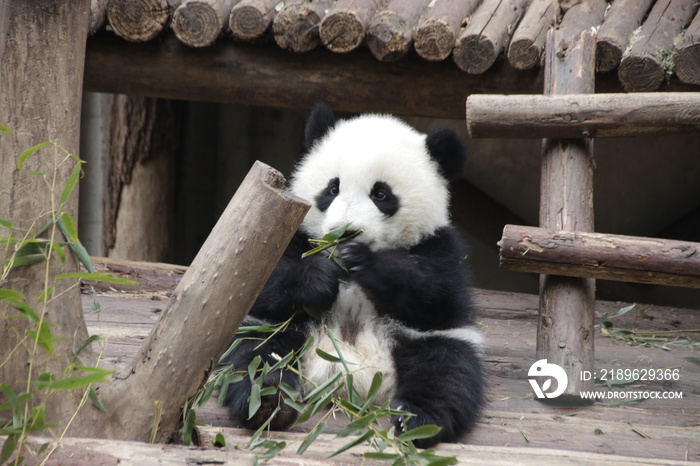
[68,258,699,464]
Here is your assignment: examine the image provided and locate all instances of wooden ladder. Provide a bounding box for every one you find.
[466,28,700,400]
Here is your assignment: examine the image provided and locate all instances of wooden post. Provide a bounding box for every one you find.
[0,0,91,433]
[499,225,700,289]
[73,161,310,442]
[538,28,596,400]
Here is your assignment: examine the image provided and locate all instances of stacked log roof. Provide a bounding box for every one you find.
[90,0,700,92]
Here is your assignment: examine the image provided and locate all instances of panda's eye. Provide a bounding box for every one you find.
[329,184,339,196]
[373,190,387,201]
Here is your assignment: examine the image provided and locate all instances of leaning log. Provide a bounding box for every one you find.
[618,0,699,92]
[507,0,559,70]
[172,0,236,47]
[595,0,654,72]
[107,0,178,42]
[366,0,431,62]
[414,0,479,61]
[674,8,700,86]
[273,0,334,53]
[499,225,700,289]
[73,161,310,442]
[320,0,388,53]
[466,92,700,138]
[453,0,529,74]
[538,29,596,400]
[229,0,280,42]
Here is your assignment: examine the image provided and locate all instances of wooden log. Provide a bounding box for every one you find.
[84,32,549,120]
[466,92,700,138]
[366,0,432,62]
[595,0,654,73]
[538,29,596,400]
[89,0,109,35]
[414,0,480,61]
[452,0,529,75]
[172,0,237,47]
[618,0,699,92]
[319,0,389,53]
[556,0,607,45]
[73,161,310,442]
[0,0,92,436]
[107,0,180,42]
[674,8,700,86]
[272,0,334,53]
[507,0,559,70]
[229,0,279,41]
[500,225,700,288]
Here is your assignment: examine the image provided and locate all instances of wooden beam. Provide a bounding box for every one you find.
[538,29,596,400]
[84,31,549,119]
[319,0,386,53]
[272,0,334,53]
[106,0,176,42]
[499,225,700,289]
[466,92,700,138]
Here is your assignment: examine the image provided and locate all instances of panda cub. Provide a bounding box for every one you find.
[224,103,484,448]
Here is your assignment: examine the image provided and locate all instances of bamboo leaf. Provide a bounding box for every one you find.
[315,348,342,363]
[46,372,110,390]
[89,387,108,414]
[398,424,442,442]
[248,383,261,419]
[1,433,18,464]
[75,335,101,358]
[0,288,26,301]
[0,124,12,135]
[27,322,55,355]
[61,162,82,204]
[328,431,372,458]
[56,272,137,285]
[17,141,54,169]
[297,422,327,455]
[213,432,226,448]
[0,218,11,228]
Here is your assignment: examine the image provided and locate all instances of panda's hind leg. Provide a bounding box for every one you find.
[222,322,307,431]
[390,333,484,449]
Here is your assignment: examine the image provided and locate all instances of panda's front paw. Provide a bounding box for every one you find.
[338,241,374,273]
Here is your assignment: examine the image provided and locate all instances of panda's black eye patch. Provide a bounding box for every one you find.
[315,177,339,212]
[371,182,399,216]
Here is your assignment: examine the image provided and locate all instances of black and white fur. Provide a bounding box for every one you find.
[224,103,484,448]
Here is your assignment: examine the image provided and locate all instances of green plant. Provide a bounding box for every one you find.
[0,130,136,465]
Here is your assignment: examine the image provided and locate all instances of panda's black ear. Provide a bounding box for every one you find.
[304,102,336,151]
[426,128,467,181]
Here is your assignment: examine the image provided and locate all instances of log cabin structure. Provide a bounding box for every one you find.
[5,0,700,463]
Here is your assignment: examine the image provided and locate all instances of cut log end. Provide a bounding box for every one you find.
[272,6,322,53]
[618,55,665,92]
[320,12,365,53]
[414,20,455,61]
[367,15,411,63]
[508,38,541,70]
[172,3,223,48]
[230,5,270,41]
[595,39,623,73]
[107,0,170,43]
[453,35,497,74]
[675,43,700,86]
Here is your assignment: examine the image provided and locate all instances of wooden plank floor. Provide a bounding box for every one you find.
[79,258,699,464]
